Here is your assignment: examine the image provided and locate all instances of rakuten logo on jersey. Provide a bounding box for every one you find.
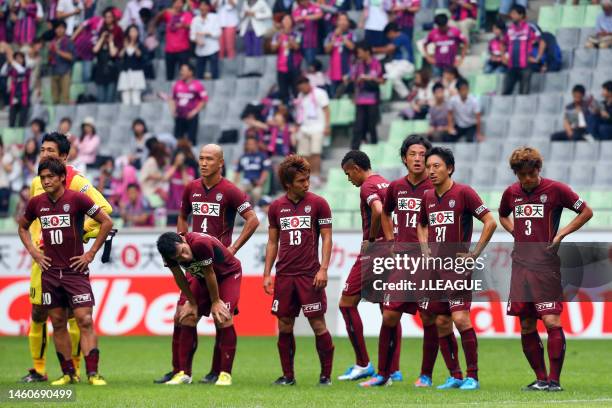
[40,214,71,229]
[397,197,421,212]
[280,216,311,230]
[192,202,220,216]
[428,211,454,226]
[514,204,544,218]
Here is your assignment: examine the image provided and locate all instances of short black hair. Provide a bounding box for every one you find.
[572,84,586,95]
[434,13,448,27]
[127,183,140,190]
[180,62,195,73]
[432,82,444,92]
[157,232,182,262]
[200,0,211,5]
[455,78,470,90]
[355,41,372,54]
[55,20,67,29]
[603,81,612,93]
[30,118,46,132]
[59,117,72,125]
[341,150,371,170]
[132,118,147,132]
[425,147,455,176]
[310,59,323,72]
[493,18,506,32]
[38,157,67,178]
[41,132,71,155]
[511,4,526,17]
[296,76,310,86]
[400,135,432,161]
[383,22,400,35]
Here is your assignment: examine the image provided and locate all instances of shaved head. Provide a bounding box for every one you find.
[199,144,224,179]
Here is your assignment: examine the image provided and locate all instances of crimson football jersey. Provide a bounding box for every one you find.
[384,177,433,243]
[180,178,251,246]
[360,174,390,241]
[419,182,489,256]
[23,190,101,270]
[268,192,332,276]
[175,232,242,279]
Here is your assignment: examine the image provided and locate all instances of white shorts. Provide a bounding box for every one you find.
[296,129,324,156]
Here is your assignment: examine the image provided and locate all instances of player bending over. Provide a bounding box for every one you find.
[18,158,114,385]
[157,231,240,386]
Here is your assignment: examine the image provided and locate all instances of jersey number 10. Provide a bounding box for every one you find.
[49,230,63,245]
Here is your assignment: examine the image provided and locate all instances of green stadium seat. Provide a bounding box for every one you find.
[472,74,498,96]
[560,5,586,28]
[538,6,562,32]
[42,85,53,105]
[588,191,612,210]
[333,212,354,229]
[380,81,393,102]
[478,192,492,208]
[1,127,25,145]
[71,61,83,84]
[334,193,360,211]
[360,143,383,167]
[389,120,414,145]
[327,168,349,189]
[485,0,501,11]
[330,98,355,126]
[147,194,164,209]
[584,5,600,27]
[587,211,611,228]
[412,120,428,134]
[489,191,504,209]
[70,83,86,103]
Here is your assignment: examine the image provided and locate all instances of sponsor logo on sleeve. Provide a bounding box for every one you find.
[87,204,100,216]
[280,216,311,230]
[237,202,251,213]
[514,204,544,218]
[397,197,421,212]
[366,193,380,206]
[318,218,332,225]
[573,198,584,211]
[474,204,487,216]
[428,211,454,226]
[40,215,71,229]
[192,202,221,216]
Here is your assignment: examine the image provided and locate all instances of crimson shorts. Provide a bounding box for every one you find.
[507,263,563,318]
[342,254,373,297]
[414,268,473,315]
[41,268,95,309]
[383,301,418,315]
[272,274,327,318]
[177,271,241,317]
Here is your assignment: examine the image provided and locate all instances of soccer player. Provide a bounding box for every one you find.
[360,135,446,387]
[157,231,240,386]
[263,155,335,386]
[416,147,497,390]
[337,150,400,382]
[498,147,593,392]
[17,158,114,385]
[21,132,113,383]
[155,144,259,385]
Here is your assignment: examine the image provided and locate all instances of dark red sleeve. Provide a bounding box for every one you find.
[317,197,332,229]
[268,202,279,229]
[77,192,100,218]
[556,182,586,213]
[464,186,489,220]
[23,197,37,223]
[360,182,381,208]
[419,194,428,226]
[180,183,192,218]
[383,183,395,214]
[228,184,252,216]
[498,187,512,218]
[191,236,214,264]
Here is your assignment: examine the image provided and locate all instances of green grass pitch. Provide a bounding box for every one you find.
[1,336,611,407]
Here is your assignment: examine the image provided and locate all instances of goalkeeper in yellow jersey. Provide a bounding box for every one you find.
[21,132,115,383]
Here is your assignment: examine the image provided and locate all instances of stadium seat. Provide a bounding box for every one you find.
[538,6,562,32]
[96,104,118,124]
[584,5,601,27]
[489,95,514,116]
[592,69,610,93]
[54,105,76,126]
[579,27,598,47]
[454,142,478,164]
[573,49,598,70]
[508,118,533,139]
[483,118,509,139]
[69,83,86,103]
[327,168,349,189]
[380,81,393,102]
[75,104,99,121]
[568,164,594,187]
[485,0,501,11]
[550,142,575,162]
[513,95,538,116]
[599,141,612,161]
[360,144,383,167]
[1,127,25,145]
[472,74,498,96]
[593,165,612,189]
[452,167,471,185]
[333,211,355,230]
[235,78,260,99]
[588,189,612,209]
[560,48,574,70]
[203,99,228,124]
[330,98,355,127]
[596,50,612,69]
[537,93,563,115]
[556,28,580,49]
[574,142,598,162]
[495,164,516,189]
[478,142,501,163]
[530,140,551,158]
[71,61,83,84]
[560,5,586,28]
[543,72,570,93]
[240,57,266,76]
[543,163,569,183]
[471,165,496,190]
[569,68,593,90]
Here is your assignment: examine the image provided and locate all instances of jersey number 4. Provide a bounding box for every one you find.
[49,230,63,245]
[289,230,302,246]
[201,218,208,233]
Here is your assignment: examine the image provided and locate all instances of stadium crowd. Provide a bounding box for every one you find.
[0,0,611,223]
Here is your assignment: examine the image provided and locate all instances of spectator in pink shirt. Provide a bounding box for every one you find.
[169,63,209,145]
[484,19,506,74]
[213,0,239,59]
[165,139,197,225]
[72,15,104,82]
[271,14,302,104]
[152,0,193,80]
[11,0,42,45]
[292,0,323,65]
[424,13,467,77]
[324,12,354,98]
[76,117,101,167]
[449,0,477,42]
